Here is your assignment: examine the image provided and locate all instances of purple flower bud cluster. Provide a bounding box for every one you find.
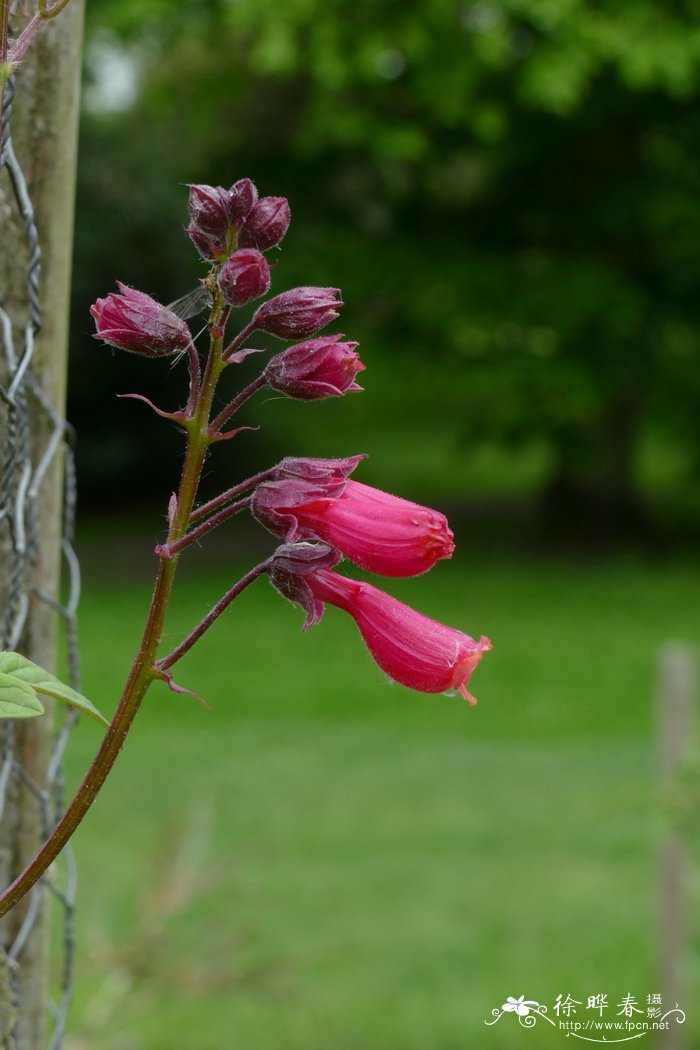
[186,179,290,264]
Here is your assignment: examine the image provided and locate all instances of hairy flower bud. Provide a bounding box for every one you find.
[264,335,365,400]
[239,196,291,250]
[91,283,192,356]
[253,287,342,339]
[218,249,271,306]
[268,542,341,628]
[186,222,227,262]
[187,184,233,237]
[229,178,258,224]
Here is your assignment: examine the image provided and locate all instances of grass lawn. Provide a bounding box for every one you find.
[57,548,700,1050]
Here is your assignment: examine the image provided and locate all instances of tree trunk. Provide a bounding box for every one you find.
[0,4,83,1047]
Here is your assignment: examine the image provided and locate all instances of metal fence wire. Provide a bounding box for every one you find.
[0,61,80,1050]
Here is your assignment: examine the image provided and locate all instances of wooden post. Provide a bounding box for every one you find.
[656,642,695,1050]
[0,3,83,1046]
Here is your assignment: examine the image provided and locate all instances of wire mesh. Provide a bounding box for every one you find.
[1,58,80,1050]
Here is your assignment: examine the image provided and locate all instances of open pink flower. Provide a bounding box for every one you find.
[276,562,491,702]
[253,475,454,577]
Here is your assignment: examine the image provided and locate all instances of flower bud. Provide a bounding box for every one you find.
[217,249,271,306]
[239,196,291,250]
[253,287,342,339]
[187,184,233,237]
[229,178,258,224]
[268,542,341,628]
[264,335,364,400]
[91,283,192,356]
[186,222,227,262]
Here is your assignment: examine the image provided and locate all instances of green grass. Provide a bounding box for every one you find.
[57,550,700,1050]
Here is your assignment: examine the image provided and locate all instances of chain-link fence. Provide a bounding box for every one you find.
[1,61,80,1049]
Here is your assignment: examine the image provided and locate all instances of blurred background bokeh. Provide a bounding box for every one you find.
[61,1,699,1047]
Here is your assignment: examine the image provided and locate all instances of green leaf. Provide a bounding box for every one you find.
[0,672,45,719]
[0,652,109,729]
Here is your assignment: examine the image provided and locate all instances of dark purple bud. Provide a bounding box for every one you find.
[186,222,227,262]
[253,287,342,339]
[264,334,365,400]
[268,542,341,628]
[229,178,259,225]
[188,184,233,238]
[218,249,271,306]
[91,283,192,357]
[239,196,291,250]
[273,454,366,483]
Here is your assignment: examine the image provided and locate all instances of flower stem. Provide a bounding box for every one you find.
[208,373,267,436]
[221,319,256,362]
[189,467,274,525]
[0,286,230,919]
[156,560,272,672]
[158,495,252,558]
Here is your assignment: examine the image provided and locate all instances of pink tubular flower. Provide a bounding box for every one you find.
[218,248,271,306]
[253,287,342,339]
[252,475,454,577]
[91,283,192,356]
[268,553,491,703]
[265,334,365,400]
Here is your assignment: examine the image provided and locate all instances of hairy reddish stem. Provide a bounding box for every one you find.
[189,467,274,525]
[158,495,252,557]
[208,373,267,436]
[156,560,272,672]
[221,319,256,362]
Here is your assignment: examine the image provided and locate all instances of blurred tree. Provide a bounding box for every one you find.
[71,0,700,542]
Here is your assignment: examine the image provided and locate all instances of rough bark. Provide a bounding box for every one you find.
[0,3,83,1046]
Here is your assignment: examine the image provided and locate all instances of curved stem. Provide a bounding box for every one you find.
[221,319,256,362]
[156,560,271,672]
[5,13,41,68]
[0,284,229,919]
[159,495,252,557]
[208,373,267,436]
[189,467,274,526]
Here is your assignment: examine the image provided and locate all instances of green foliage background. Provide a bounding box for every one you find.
[71,0,700,543]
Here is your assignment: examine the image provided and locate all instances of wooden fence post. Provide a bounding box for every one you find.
[656,641,696,1050]
[0,4,84,1046]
